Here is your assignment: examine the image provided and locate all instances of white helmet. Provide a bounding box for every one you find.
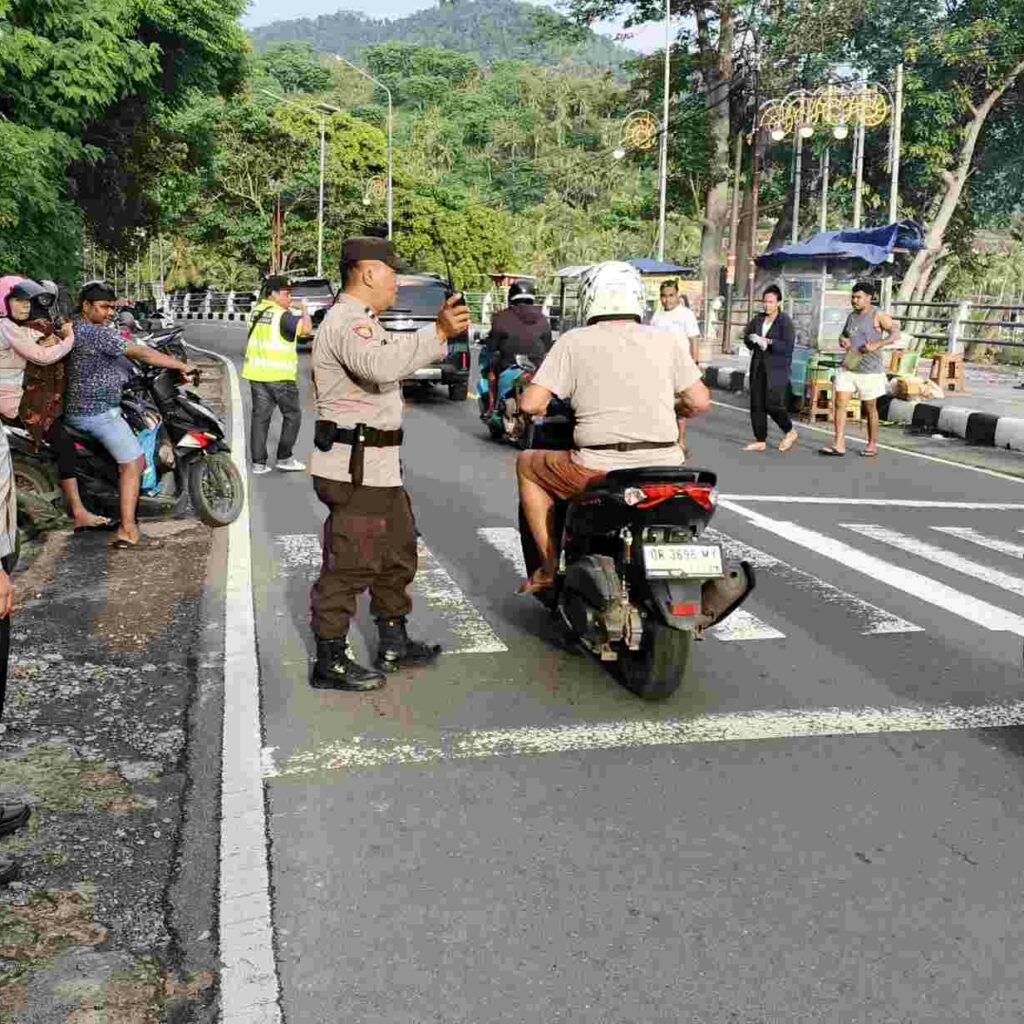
[577,261,646,326]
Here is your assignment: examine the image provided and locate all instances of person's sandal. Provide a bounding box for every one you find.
[778,430,798,452]
[743,441,767,452]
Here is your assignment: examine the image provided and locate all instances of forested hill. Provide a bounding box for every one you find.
[249,0,630,73]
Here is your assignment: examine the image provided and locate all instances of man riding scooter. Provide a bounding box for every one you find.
[482,281,552,414]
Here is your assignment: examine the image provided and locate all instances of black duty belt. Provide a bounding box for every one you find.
[583,440,679,452]
[314,420,404,486]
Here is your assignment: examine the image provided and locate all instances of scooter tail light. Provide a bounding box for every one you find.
[635,484,684,509]
[179,431,211,449]
[680,483,717,511]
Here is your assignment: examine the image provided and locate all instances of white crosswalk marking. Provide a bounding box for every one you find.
[718,501,1024,637]
[477,525,785,641]
[477,527,527,578]
[843,524,1024,599]
[705,528,922,635]
[274,534,507,655]
[415,540,506,654]
[933,526,1024,559]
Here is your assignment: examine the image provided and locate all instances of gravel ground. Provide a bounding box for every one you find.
[0,362,226,1023]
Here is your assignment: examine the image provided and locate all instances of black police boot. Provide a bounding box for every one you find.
[374,617,442,673]
[310,638,386,691]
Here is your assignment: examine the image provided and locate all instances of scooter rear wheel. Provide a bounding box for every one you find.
[618,621,692,700]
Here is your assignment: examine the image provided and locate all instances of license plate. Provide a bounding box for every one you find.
[643,544,723,578]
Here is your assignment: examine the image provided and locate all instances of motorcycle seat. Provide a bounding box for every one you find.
[585,466,717,490]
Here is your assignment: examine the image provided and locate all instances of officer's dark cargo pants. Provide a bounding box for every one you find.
[310,478,418,639]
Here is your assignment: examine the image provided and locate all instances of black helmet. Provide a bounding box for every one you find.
[508,280,536,305]
[5,279,51,322]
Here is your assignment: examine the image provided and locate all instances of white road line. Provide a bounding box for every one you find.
[932,526,1024,559]
[719,495,1024,510]
[186,342,282,1023]
[720,500,1024,636]
[266,699,1024,775]
[843,523,1024,600]
[477,525,785,641]
[710,398,1024,484]
[477,526,528,578]
[273,533,506,655]
[416,540,507,654]
[705,528,922,635]
[709,609,786,641]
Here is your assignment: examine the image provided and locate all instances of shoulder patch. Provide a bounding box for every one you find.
[351,321,374,340]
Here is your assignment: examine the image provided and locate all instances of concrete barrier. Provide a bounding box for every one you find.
[994,417,1024,452]
[885,399,918,425]
[937,405,972,438]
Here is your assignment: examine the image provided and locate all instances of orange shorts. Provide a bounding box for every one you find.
[517,449,606,501]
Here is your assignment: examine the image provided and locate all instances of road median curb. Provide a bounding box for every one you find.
[704,363,1024,452]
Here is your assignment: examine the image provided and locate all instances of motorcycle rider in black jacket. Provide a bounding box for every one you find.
[483,281,553,412]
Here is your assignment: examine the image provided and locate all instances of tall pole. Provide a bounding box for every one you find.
[722,129,743,355]
[820,146,830,231]
[791,131,804,245]
[656,0,670,261]
[881,62,904,309]
[852,73,866,229]
[746,126,762,324]
[333,55,393,239]
[386,91,393,240]
[317,111,326,278]
[158,235,166,303]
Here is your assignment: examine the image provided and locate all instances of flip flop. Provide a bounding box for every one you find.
[818,447,846,457]
[0,801,30,838]
[860,449,878,457]
[74,520,116,534]
[111,534,163,551]
[0,852,20,886]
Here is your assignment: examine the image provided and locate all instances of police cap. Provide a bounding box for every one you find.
[341,237,412,273]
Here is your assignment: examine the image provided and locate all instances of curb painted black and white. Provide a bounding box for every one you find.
[703,363,1024,453]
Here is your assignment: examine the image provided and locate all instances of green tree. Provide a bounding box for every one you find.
[257,42,333,94]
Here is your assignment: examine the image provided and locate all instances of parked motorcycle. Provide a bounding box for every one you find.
[478,351,571,447]
[8,333,244,529]
[519,416,755,699]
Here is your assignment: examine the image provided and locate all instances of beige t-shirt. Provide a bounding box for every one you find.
[532,320,702,471]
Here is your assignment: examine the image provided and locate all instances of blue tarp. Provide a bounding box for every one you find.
[756,220,924,269]
[627,257,696,275]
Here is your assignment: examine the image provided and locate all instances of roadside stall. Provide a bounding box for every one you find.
[753,220,924,417]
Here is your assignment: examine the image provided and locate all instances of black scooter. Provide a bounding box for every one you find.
[8,334,244,529]
[519,415,755,699]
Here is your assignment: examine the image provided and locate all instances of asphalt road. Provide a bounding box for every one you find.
[190,321,1024,1024]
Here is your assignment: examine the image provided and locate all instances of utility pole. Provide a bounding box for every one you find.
[721,129,743,355]
[791,131,804,245]
[820,147,830,231]
[318,109,327,277]
[656,0,671,261]
[881,62,904,310]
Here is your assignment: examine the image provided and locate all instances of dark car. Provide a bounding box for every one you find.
[289,277,336,349]
[380,273,471,401]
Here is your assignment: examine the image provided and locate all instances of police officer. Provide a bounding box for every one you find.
[309,237,471,690]
[242,275,312,474]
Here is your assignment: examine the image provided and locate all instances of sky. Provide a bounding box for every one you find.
[241,0,667,54]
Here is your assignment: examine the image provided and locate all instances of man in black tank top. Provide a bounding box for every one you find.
[819,281,900,458]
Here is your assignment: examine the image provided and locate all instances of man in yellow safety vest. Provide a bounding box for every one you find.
[242,275,313,474]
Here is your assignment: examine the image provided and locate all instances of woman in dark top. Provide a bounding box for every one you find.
[742,284,798,452]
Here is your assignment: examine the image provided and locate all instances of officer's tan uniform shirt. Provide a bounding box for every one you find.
[310,293,446,487]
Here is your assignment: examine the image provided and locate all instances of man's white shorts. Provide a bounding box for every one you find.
[833,370,888,401]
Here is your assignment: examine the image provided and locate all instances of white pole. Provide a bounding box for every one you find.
[853,74,866,229]
[881,63,903,309]
[791,131,803,245]
[317,111,326,277]
[657,0,670,261]
[820,146,830,231]
[386,89,393,240]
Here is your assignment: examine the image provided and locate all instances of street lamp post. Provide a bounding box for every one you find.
[260,90,340,277]
[332,54,392,240]
[657,0,671,261]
